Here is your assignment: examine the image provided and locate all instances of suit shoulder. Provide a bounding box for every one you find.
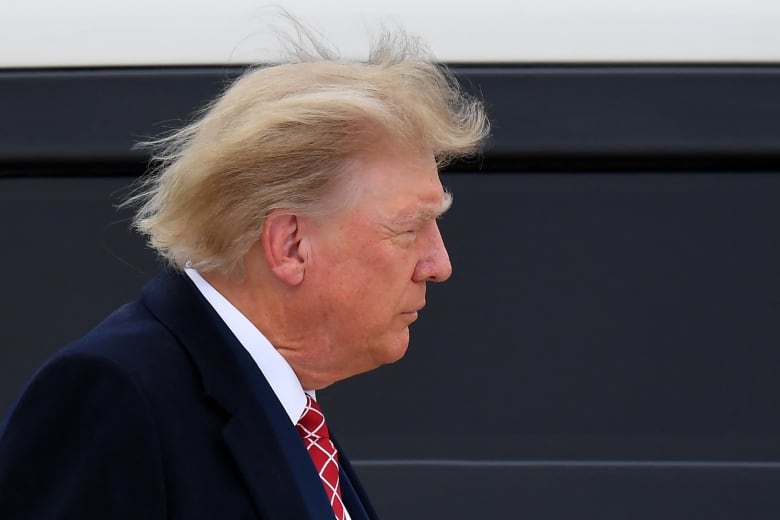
[0,341,167,517]
[61,298,195,386]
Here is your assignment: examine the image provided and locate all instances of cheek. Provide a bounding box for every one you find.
[336,260,412,323]
[313,234,418,310]
[364,254,418,296]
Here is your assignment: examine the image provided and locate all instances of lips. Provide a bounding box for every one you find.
[406,301,425,314]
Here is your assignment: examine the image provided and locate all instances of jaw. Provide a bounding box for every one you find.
[370,326,412,366]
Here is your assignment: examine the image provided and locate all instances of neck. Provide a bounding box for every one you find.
[200,268,339,390]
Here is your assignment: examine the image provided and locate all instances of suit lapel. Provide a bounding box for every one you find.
[221,403,332,519]
[140,271,335,519]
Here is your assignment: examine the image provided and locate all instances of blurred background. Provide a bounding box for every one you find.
[3,1,780,518]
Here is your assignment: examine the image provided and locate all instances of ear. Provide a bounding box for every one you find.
[260,212,308,286]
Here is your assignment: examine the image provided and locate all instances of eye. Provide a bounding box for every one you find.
[393,228,418,243]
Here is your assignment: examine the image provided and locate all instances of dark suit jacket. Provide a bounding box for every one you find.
[0,270,378,519]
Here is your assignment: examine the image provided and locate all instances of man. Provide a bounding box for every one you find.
[0,30,488,519]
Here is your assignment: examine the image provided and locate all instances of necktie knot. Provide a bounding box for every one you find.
[296,395,330,441]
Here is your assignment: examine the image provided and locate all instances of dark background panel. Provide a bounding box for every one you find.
[356,463,780,520]
[0,69,235,162]
[0,177,161,414]
[3,66,780,166]
[469,67,780,156]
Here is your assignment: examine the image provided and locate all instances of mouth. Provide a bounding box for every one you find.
[402,302,425,320]
[401,311,419,324]
[405,301,425,314]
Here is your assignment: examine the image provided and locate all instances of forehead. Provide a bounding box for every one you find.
[348,145,444,208]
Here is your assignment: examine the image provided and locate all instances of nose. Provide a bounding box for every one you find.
[412,222,452,283]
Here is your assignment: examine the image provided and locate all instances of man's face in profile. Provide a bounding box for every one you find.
[300,142,453,384]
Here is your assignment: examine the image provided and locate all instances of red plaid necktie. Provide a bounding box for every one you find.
[295,394,347,520]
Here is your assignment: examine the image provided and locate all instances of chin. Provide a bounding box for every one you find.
[386,345,409,364]
[379,333,411,365]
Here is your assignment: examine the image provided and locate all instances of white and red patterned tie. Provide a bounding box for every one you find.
[295,394,347,520]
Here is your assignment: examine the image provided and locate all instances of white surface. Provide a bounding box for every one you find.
[2,0,780,67]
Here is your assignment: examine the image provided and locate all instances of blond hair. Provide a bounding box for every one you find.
[128,30,489,274]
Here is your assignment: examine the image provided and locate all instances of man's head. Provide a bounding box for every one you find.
[130,29,488,388]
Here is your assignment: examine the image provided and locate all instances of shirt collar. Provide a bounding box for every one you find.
[184,268,311,423]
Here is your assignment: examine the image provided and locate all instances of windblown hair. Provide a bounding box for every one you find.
[128,29,489,274]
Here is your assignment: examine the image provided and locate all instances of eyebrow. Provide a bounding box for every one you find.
[392,191,453,226]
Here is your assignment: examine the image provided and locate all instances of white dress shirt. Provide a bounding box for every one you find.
[184,268,311,424]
